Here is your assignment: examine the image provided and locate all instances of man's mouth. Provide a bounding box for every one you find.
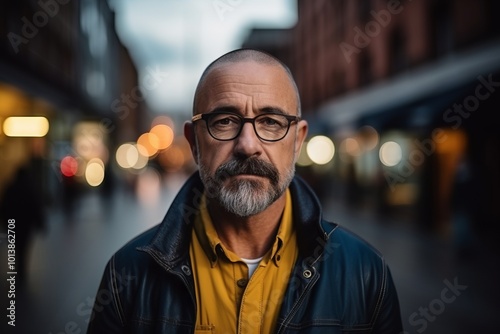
[232,173,266,178]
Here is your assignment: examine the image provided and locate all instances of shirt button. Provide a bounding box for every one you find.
[237,279,248,288]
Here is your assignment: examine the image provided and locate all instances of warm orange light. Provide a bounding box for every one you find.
[3,116,49,137]
[150,124,174,150]
[137,133,159,157]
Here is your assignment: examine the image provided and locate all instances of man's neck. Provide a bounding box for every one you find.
[207,194,287,259]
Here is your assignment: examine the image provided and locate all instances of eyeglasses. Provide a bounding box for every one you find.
[192,111,300,142]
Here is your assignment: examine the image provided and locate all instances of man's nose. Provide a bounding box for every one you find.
[233,122,262,158]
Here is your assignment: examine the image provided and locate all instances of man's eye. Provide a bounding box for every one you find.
[259,116,285,127]
[211,116,239,127]
[216,118,232,125]
[263,118,277,125]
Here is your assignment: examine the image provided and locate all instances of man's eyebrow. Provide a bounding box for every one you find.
[259,107,288,115]
[208,106,239,114]
[207,106,291,116]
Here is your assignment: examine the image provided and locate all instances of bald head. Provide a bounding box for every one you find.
[193,49,301,115]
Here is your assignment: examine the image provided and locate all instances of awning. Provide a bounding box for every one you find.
[318,39,500,130]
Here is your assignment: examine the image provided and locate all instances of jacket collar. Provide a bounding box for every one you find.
[138,172,336,269]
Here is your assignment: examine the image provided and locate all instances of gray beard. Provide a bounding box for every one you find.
[199,159,295,217]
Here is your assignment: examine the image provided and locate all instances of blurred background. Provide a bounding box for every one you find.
[1,0,499,333]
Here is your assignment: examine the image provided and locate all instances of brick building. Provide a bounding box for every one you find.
[242,0,500,239]
[288,0,500,112]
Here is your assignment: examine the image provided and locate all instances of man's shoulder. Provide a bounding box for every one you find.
[318,221,390,294]
[111,225,161,266]
[323,221,384,265]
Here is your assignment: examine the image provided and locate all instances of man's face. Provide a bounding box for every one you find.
[185,61,307,217]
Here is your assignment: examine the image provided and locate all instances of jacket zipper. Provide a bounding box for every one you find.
[276,265,320,334]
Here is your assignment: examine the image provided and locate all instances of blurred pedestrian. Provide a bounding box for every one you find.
[88,49,403,333]
[0,158,46,283]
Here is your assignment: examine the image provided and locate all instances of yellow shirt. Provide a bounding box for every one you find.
[189,189,298,334]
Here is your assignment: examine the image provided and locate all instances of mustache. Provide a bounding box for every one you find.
[214,158,279,185]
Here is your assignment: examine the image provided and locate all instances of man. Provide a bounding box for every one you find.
[87,49,403,333]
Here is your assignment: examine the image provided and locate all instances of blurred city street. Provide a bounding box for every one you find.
[1,171,498,334]
[2,1,500,333]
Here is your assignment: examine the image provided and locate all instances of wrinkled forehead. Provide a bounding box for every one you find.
[194,61,299,114]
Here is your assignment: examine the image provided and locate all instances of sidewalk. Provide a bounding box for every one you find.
[322,197,500,334]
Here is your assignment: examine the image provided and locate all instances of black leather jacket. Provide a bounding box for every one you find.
[87,173,403,333]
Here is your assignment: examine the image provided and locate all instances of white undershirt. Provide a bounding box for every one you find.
[241,256,264,278]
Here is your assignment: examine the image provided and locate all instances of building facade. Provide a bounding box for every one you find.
[243,0,500,241]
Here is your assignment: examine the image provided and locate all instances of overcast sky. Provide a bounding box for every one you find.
[108,0,297,117]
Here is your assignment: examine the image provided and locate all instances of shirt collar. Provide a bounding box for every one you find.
[193,189,294,268]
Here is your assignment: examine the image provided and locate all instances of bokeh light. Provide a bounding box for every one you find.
[137,133,159,157]
[306,135,335,165]
[85,158,105,186]
[117,143,149,170]
[150,124,174,150]
[116,143,135,169]
[131,146,148,170]
[379,141,403,167]
[3,116,49,137]
[60,156,78,177]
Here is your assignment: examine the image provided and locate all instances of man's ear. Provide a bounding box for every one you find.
[184,121,199,164]
[294,119,308,159]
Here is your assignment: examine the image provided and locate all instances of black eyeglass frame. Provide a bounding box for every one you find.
[191,111,301,142]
